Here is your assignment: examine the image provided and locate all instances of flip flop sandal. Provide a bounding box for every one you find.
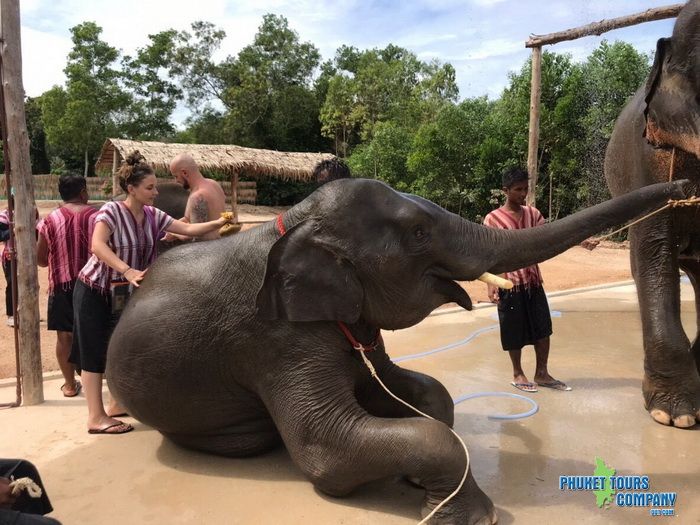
[510,381,538,392]
[538,380,572,391]
[88,422,134,435]
[60,381,82,398]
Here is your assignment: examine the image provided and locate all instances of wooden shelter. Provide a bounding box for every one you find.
[95,139,335,221]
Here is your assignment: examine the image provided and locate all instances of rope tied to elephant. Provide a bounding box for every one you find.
[9,477,42,498]
[337,322,470,525]
[582,196,700,250]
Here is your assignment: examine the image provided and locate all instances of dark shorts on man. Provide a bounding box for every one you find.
[47,286,74,332]
[70,279,116,374]
[497,284,553,351]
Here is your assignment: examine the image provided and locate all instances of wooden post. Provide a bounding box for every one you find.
[231,170,239,223]
[1,0,43,404]
[526,46,542,207]
[112,146,119,197]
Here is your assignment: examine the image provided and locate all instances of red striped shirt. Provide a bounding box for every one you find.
[483,205,545,288]
[38,205,98,294]
[78,201,174,294]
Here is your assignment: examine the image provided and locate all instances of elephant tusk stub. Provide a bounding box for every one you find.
[477,272,514,290]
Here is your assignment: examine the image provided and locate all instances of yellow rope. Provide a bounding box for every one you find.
[358,350,470,524]
[588,197,700,245]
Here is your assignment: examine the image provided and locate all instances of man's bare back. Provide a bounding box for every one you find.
[185,179,226,240]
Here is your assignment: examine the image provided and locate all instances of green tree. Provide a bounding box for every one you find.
[579,40,650,206]
[407,98,493,218]
[319,44,458,155]
[25,97,51,174]
[120,30,182,139]
[41,22,128,176]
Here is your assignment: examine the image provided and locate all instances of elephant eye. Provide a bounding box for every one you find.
[414,226,425,239]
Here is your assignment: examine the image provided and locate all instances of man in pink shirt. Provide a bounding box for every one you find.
[37,175,98,398]
[483,167,571,393]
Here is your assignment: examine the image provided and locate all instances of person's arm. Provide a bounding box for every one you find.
[166,216,228,238]
[91,221,145,287]
[36,233,49,267]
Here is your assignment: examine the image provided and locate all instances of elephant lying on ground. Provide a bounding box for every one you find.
[605,0,700,428]
[107,178,686,524]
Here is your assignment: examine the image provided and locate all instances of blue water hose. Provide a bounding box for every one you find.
[453,391,539,420]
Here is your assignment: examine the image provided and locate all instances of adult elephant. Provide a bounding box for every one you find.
[604,0,700,428]
[107,178,685,524]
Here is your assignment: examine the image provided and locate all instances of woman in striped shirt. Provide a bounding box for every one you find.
[73,151,231,435]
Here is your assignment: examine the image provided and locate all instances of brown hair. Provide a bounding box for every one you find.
[118,150,154,192]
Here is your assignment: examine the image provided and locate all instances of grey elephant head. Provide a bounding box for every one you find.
[644,0,700,158]
[257,178,686,330]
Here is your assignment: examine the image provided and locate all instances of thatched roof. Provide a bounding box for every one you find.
[95,139,335,182]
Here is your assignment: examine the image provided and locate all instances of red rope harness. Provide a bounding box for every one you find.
[337,321,382,353]
[275,214,286,236]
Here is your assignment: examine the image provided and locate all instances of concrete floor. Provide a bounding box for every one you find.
[1,282,699,524]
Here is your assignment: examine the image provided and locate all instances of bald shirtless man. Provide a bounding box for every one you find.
[167,153,226,241]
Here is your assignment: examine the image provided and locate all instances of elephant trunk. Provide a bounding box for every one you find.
[442,181,686,280]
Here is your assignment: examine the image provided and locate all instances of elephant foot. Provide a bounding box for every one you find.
[420,471,497,525]
[643,374,700,428]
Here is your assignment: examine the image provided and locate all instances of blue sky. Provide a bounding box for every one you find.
[19,0,679,125]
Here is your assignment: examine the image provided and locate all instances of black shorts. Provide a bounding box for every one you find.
[70,279,116,374]
[497,284,553,351]
[47,286,74,332]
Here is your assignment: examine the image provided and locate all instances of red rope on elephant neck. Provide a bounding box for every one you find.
[275,214,286,236]
[337,321,382,353]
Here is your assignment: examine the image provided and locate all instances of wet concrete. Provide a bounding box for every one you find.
[1,282,698,524]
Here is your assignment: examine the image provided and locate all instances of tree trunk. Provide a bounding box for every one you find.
[1,0,43,404]
[84,147,88,177]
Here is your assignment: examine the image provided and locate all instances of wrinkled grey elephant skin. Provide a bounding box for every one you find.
[107,178,685,524]
[604,0,700,428]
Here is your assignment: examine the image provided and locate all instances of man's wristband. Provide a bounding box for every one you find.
[122,266,131,276]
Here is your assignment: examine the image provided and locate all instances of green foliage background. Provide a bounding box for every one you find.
[21,15,652,217]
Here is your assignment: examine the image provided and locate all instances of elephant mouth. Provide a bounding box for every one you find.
[426,268,473,311]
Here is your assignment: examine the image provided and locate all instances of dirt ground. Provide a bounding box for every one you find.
[0,200,633,379]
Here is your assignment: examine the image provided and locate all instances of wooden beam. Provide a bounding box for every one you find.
[231,170,239,223]
[526,46,542,207]
[112,146,119,197]
[526,4,683,48]
[1,0,43,404]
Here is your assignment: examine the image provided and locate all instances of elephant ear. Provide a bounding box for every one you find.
[643,37,671,123]
[256,220,363,323]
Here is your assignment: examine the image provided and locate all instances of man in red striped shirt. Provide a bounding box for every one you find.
[483,167,571,393]
[37,176,98,398]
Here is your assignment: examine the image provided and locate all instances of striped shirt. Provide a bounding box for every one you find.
[1,208,39,261]
[78,201,174,294]
[0,209,9,260]
[37,205,99,294]
[483,205,545,288]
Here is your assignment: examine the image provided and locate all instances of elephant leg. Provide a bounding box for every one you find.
[356,355,455,427]
[678,259,700,376]
[264,366,496,525]
[630,220,700,428]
